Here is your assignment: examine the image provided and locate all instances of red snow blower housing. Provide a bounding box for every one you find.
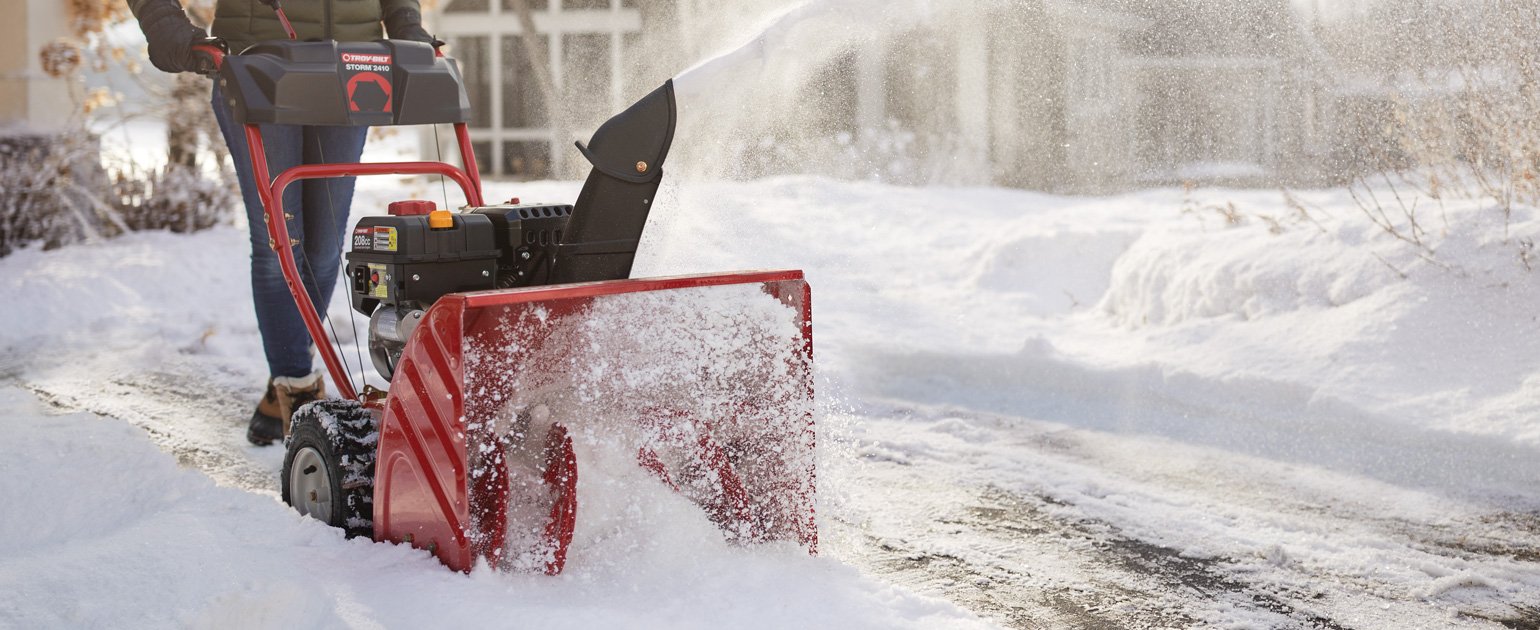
[207,39,815,573]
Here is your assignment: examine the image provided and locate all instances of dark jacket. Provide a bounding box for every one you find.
[128,0,423,53]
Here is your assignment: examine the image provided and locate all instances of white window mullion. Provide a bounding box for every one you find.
[490,30,505,177]
[549,12,565,175]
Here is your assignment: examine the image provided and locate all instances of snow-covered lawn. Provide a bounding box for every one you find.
[4,167,1540,627]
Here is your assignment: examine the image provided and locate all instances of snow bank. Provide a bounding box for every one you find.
[1099,217,1396,325]
[620,178,1540,499]
[1,228,255,349]
[1086,190,1540,449]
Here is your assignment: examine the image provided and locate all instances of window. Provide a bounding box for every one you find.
[503,141,551,178]
[472,141,493,174]
[446,0,489,13]
[501,35,551,129]
[562,34,613,128]
[500,0,550,10]
[435,0,642,180]
[456,36,492,128]
[621,32,645,100]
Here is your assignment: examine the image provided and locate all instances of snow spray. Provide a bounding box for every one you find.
[664,0,1011,182]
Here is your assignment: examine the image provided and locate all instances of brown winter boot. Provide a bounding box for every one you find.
[246,372,326,446]
[248,380,284,446]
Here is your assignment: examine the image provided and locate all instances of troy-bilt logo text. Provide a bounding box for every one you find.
[341,51,394,113]
[341,52,392,69]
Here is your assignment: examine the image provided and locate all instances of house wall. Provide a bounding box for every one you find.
[0,1,27,125]
[0,0,72,130]
[987,5,1068,190]
[1111,0,1325,187]
[1055,4,1141,193]
[1124,57,1282,183]
[981,1,1144,193]
[761,0,1325,191]
[433,0,1329,190]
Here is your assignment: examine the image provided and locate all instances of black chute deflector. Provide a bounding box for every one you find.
[551,80,677,284]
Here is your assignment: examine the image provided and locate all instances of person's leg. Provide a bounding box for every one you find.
[212,84,325,444]
[297,124,370,318]
[213,85,314,379]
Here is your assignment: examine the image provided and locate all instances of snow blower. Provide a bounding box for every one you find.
[198,39,815,573]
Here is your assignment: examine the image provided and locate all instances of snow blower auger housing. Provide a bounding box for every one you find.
[211,39,815,573]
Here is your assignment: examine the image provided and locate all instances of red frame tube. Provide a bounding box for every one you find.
[244,123,485,401]
[453,123,484,197]
[272,5,298,40]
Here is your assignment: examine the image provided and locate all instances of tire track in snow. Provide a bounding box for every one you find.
[830,402,1540,629]
[17,365,281,495]
[832,462,1345,628]
[11,349,1540,628]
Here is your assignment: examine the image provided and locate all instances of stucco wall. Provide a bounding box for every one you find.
[0,0,72,130]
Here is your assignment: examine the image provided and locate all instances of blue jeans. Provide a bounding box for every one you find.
[211,85,369,379]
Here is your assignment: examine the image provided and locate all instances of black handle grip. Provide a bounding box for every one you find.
[190,38,228,75]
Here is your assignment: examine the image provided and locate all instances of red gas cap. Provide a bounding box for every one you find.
[388,200,436,216]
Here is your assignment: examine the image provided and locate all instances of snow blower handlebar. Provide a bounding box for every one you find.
[207,41,485,401]
[189,39,227,76]
[188,0,292,75]
[255,0,300,41]
[244,127,486,401]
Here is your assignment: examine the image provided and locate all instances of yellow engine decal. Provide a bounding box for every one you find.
[367,263,389,299]
[373,226,398,252]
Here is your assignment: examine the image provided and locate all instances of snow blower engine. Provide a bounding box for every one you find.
[206,36,816,575]
[345,198,575,380]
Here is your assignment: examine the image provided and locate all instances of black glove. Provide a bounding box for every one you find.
[383,8,443,47]
[134,0,208,73]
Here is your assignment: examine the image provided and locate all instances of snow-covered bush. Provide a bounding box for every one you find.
[108,164,236,234]
[0,131,236,257]
[1339,1,1540,258]
[0,130,108,257]
[0,0,235,258]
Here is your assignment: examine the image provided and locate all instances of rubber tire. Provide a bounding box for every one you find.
[281,399,379,539]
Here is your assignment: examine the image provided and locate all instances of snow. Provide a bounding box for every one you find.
[5,142,1540,625]
[9,117,1540,628]
[14,0,1540,622]
[460,283,817,567]
[0,387,982,629]
[635,177,1540,625]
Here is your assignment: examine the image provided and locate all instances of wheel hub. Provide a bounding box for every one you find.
[289,446,333,520]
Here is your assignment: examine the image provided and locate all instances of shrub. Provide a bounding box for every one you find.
[0,130,107,257]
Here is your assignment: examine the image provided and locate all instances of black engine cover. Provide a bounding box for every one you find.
[345,213,499,315]
[471,203,573,288]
